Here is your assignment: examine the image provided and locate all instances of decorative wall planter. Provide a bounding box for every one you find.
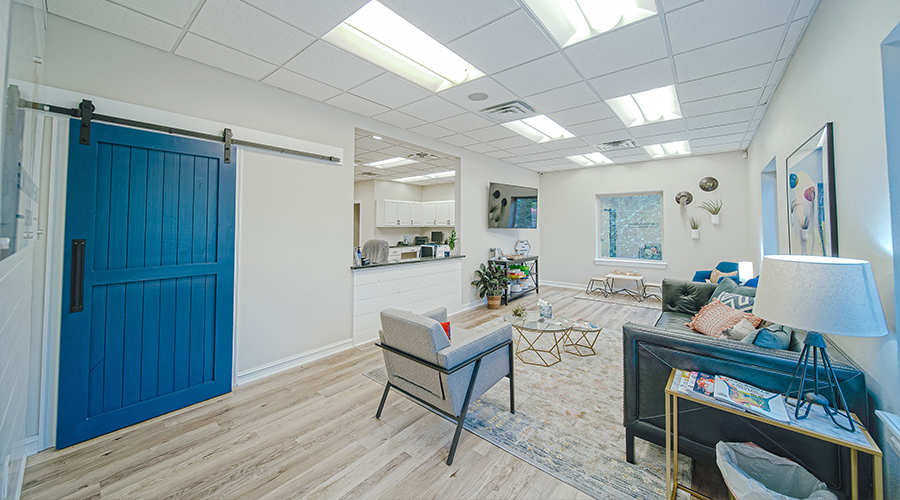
[691,229,700,240]
[711,214,720,226]
[801,228,810,241]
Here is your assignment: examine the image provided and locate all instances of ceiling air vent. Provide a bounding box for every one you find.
[407,152,441,160]
[358,171,378,176]
[596,139,639,152]
[478,100,537,123]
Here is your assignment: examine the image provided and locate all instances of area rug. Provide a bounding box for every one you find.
[574,290,662,310]
[363,318,691,499]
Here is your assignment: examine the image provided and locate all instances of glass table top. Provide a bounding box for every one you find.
[504,311,572,332]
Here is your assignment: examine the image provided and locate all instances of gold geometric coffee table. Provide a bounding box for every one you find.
[504,312,572,367]
[564,319,602,357]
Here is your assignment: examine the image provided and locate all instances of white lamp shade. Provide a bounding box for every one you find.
[752,255,889,338]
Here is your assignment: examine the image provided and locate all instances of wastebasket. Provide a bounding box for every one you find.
[715,442,837,500]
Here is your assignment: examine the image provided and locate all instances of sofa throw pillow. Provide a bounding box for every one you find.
[708,269,739,284]
[720,318,758,340]
[711,277,739,299]
[742,326,791,350]
[718,291,755,313]
[686,298,763,338]
[440,321,451,341]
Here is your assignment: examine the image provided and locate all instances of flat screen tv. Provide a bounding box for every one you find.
[488,182,537,229]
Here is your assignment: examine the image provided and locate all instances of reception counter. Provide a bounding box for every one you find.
[352,255,465,345]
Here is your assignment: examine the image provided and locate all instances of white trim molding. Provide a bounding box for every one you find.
[235,339,353,386]
[593,258,668,269]
[541,281,583,290]
[876,410,900,455]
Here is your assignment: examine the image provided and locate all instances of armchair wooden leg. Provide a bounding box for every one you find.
[508,343,515,414]
[447,359,482,466]
[376,383,392,419]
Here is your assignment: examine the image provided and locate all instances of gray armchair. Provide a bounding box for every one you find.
[377,307,514,465]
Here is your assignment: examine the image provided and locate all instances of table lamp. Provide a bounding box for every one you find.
[752,255,889,431]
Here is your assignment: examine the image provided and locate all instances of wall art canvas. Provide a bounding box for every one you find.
[786,123,837,256]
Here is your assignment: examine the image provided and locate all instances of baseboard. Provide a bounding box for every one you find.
[354,336,379,348]
[21,436,39,457]
[235,339,354,386]
[460,299,485,312]
[541,280,583,290]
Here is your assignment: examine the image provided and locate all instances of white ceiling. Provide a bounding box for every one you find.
[48,0,820,173]
[354,129,459,185]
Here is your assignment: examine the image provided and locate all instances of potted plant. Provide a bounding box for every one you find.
[448,229,457,254]
[689,216,701,240]
[512,304,527,320]
[471,263,511,309]
[699,199,723,225]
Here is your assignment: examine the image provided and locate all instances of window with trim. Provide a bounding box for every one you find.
[597,192,663,261]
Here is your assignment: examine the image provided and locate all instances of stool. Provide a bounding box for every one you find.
[642,282,662,301]
[586,277,609,296]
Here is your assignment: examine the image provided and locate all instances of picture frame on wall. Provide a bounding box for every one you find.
[786,122,838,256]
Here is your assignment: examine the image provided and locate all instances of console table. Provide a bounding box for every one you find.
[490,256,538,305]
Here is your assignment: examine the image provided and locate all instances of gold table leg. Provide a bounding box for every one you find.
[851,449,858,500]
[513,328,563,367]
[666,392,672,500]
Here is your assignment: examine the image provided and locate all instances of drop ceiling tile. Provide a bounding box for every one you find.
[674,27,783,81]
[463,125,516,142]
[541,137,588,151]
[326,93,391,116]
[48,0,181,50]
[681,89,763,117]
[604,148,649,159]
[685,108,755,129]
[488,135,535,150]
[434,113,495,134]
[777,18,807,60]
[176,34,277,80]
[666,0,792,54]
[356,136,387,150]
[547,102,614,127]
[379,0,520,44]
[579,131,633,146]
[691,133,746,148]
[437,77,520,112]
[759,85,776,105]
[284,41,383,91]
[515,151,561,162]
[688,122,749,139]
[628,119,686,138]
[677,64,770,101]
[567,118,624,136]
[632,131,689,146]
[527,165,558,172]
[525,82,598,114]
[113,0,197,27]
[616,153,653,164]
[587,59,674,99]
[794,0,817,20]
[553,145,598,156]
[190,0,314,64]
[493,53,581,98]
[439,134,479,147]
[360,151,393,163]
[372,110,427,129]
[410,123,455,139]
[752,105,768,121]
[505,144,549,156]
[377,145,415,156]
[692,143,742,154]
[768,59,788,86]
[263,68,342,100]
[485,150,515,159]
[465,143,500,154]
[350,73,432,109]
[397,95,468,122]
[447,10,556,74]
[661,0,702,11]
[243,0,368,37]
[564,19,668,79]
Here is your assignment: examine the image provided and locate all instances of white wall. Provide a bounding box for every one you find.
[745,0,900,494]
[234,149,353,382]
[422,183,456,201]
[354,180,376,245]
[541,152,754,287]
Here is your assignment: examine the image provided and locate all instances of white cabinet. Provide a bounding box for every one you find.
[377,199,456,227]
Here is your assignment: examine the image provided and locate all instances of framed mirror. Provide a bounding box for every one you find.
[786,122,837,256]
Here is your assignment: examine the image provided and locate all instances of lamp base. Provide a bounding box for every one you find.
[785,332,855,432]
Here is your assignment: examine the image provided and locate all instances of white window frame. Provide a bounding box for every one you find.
[594,191,667,269]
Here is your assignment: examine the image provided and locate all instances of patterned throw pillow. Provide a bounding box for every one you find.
[686,299,763,338]
[708,269,739,284]
[718,291,755,313]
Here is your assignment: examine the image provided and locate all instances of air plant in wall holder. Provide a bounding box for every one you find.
[699,199,723,225]
[675,191,693,216]
[689,216,701,240]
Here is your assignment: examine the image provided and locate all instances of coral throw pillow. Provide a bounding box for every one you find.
[686,299,762,338]
[440,321,451,340]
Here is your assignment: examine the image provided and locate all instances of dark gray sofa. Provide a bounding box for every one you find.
[623,278,869,500]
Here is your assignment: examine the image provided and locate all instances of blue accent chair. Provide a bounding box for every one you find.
[743,276,759,287]
[692,261,739,283]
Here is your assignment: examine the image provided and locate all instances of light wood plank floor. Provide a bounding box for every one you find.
[22,286,720,500]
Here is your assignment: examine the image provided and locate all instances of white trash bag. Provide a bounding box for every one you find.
[716,442,836,500]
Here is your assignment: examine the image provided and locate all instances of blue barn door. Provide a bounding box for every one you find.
[58,119,235,448]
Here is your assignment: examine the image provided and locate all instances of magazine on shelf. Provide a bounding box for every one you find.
[714,376,790,423]
[673,370,716,399]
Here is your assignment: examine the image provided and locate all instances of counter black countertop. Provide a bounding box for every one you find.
[351,254,465,270]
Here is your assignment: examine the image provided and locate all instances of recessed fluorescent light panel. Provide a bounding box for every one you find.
[365,157,418,168]
[501,115,575,143]
[566,152,613,166]
[606,85,682,128]
[396,170,456,182]
[324,1,484,92]
[524,0,657,47]
[643,140,691,159]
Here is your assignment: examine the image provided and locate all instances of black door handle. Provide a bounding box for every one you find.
[70,239,85,312]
